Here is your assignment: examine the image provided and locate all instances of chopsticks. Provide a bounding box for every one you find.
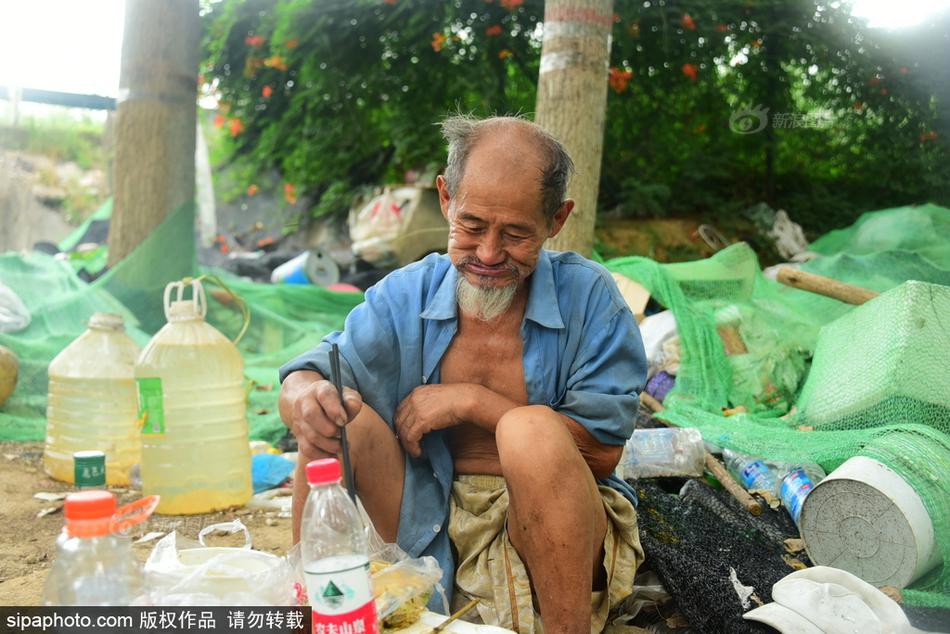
[330,343,357,501]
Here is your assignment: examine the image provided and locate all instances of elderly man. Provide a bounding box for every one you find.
[279,115,646,633]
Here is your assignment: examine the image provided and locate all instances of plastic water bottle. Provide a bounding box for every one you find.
[619,428,706,479]
[301,459,379,634]
[722,448,781,492]
[42,491,144,605]
[778,463,826,527]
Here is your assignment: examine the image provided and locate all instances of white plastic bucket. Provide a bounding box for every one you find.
[799,456,940,588]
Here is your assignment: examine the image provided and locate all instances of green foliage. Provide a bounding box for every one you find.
[203,0,950,236]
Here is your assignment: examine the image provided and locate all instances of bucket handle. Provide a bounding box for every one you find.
[164,279,207,321]
[198,519,252,550]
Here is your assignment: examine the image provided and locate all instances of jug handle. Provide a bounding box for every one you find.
[164,279,207,321]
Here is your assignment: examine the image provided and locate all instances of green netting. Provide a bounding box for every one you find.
[606,203,950,608]
[0,201,361,446]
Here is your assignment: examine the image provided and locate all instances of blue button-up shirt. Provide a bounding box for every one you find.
[279,250,647,610]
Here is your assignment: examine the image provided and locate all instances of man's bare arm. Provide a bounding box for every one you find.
[373,381,622,478]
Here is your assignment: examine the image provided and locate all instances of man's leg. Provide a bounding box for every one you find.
[496,405,608,634]
[291,405,405,544]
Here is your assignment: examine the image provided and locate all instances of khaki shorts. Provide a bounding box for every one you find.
[449,475,644,634]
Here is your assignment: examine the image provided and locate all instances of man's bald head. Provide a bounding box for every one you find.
[440,115,575,220]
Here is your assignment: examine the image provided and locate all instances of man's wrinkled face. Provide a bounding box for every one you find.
[436,141,569,297]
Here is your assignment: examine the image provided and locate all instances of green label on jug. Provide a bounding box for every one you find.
[137,377,165,435]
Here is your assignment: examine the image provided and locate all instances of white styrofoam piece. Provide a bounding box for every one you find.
[800,456,940,588]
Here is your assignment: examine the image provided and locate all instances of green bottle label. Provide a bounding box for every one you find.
[137,377,165,436]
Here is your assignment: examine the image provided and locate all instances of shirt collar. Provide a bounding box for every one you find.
[524,250,565,329]
[419,250,565,329]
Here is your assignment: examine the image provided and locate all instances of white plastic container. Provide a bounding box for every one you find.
[799,456,941,588]
[135,280,251,515]
[44,312,141,485]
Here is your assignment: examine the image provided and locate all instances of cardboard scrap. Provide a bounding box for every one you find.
[611,273,651,323]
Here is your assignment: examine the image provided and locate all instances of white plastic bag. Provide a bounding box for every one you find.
[145,519,299,606]
[0,282,30,333]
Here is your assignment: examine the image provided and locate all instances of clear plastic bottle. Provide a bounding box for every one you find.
[42,491,144,605]
[135,280,251,515]
[44,312,141,485]
[722,448,782,492]
[619,428,706,479]
[301,459,379,634]
[778,463,826,527]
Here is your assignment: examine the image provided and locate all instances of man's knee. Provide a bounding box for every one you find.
[496,405,580,478]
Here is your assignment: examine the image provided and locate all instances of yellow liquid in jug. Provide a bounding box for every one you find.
[136,315,252,515]
[45,376,140,485]
[44,317,141,486]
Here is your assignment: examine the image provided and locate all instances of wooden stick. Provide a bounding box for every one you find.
[431,598,480,633]
[638,393,762,516]
[776,267,879,305]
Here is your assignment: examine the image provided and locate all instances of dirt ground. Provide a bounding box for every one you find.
[0,441,293,606]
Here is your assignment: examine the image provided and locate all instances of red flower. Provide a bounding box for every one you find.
[285,38,299,49]
[608,67,633,93]
[752,38,762,49]
[919,130,937,142]
[263,55,288,71]
[613,13,621,23]
[498,49,513,60]
[899,66,908,75]
[853,101,863,111]
[247,184,259,197]
[681,14,696,31]
[485,24,503,36]
[431,32,448,52]
[681,63,698,81]
[244,35,265,47]
[383,0,398,4]
[261,85,273,98]
[869,75,882,86]
[284,183,298,205]
[880,87,888,96]
[213,114,226,129]
[500,0,523,10]
[229,118,244,137]
[715,23,729,33]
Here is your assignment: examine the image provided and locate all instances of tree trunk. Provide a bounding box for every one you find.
[108,0,200,266]
[535,0,614,256]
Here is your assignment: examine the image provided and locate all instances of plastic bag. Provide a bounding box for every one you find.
[145,519,299,606]
[0,282,30,333]
[371,555,443,627]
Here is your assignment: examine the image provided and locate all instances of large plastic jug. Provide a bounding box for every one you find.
[135,280,252,515]
[44,312,141,485]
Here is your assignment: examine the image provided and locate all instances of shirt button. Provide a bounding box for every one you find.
[433,524,441,533]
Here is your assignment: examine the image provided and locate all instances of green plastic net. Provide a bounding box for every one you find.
[606,203,950,608]
[0,201,361,446]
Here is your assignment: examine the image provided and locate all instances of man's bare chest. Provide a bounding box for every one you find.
[439,326,528,405]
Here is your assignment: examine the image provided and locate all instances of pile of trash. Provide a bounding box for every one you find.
[608,203,950,628]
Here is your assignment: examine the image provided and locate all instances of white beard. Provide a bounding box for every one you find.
[456,274,518,321]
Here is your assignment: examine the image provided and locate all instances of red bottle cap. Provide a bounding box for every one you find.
[64,490,117,520]
[306,458,342,485]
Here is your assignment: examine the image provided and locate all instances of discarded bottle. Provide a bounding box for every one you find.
[620,427,706,479]
[44,312,141,486]
[779,464,826,527]
[43,491,144,605]
[135,280,251,515]
[722,448,781,492]
[301,459,379,634]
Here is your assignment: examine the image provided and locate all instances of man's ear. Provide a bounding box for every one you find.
[436,175,451,220]
[548,199,575,238]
